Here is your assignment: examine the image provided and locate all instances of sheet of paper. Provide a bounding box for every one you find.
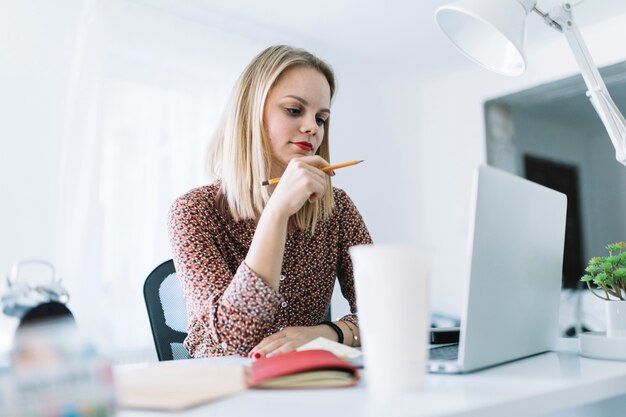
[297,337,362,359]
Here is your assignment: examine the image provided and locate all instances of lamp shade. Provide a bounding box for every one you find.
[435,0,535,76]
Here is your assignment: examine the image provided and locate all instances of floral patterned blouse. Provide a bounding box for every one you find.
[168,183,372,357]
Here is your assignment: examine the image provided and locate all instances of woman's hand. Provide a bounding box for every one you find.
[265,156,333,218]
[249,324,334,359]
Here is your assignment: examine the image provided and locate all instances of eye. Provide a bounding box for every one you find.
[285,107,301,116]
[316,117,327,127]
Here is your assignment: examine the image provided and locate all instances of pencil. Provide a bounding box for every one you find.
[261,160,364,186]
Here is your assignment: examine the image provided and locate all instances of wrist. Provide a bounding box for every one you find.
[317,324,337,341]
[263,198,292,222]
[320,321,344,344]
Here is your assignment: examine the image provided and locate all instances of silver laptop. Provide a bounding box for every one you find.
[428,165,567,374]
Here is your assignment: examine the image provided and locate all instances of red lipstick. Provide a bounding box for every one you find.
[292,141,313,151]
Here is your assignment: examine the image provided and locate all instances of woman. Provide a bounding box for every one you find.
[168,45,372,359]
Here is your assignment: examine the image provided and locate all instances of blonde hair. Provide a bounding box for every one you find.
[206,45,336,233]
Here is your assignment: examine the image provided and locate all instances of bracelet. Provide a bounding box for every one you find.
[322,321,344,344]
[339,321,355,347]
[341,320,359,347]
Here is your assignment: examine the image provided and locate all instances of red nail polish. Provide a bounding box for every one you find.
[253,352,261,359]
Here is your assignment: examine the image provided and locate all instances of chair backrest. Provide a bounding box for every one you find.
[143,260,191,361]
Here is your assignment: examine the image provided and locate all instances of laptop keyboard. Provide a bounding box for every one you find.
[429,344,459,361]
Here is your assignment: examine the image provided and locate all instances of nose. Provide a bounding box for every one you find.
[300,116,318,135]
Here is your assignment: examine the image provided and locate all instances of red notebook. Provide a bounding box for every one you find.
[247,349,359,389]
[116,350,359,411]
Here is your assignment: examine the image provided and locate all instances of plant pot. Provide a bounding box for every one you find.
[605,300,626,338]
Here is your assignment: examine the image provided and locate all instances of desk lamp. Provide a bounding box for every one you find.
[435,0,626,166]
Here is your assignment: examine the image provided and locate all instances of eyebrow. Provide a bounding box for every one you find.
[284,95,331,114]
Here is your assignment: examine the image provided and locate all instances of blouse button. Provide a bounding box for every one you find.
[221,342,227,350]
[279,274,285,281]
[281,301,288,308]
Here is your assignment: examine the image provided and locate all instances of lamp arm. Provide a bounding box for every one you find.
[542,3,626,165]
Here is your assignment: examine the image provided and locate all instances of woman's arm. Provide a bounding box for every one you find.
[244,156,330,291]
[249,189,373,357]
[245,156,346,358]
[169,189,283,357]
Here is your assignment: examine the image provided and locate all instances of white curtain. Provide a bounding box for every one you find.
[58,0,264,359]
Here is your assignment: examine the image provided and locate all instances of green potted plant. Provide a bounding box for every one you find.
[581,242,626,338]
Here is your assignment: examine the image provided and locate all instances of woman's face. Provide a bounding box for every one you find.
[263,65,331,176]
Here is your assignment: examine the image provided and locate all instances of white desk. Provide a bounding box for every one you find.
[117,339,626,417]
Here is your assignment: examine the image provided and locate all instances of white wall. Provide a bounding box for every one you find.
[413,12,626,316]
[0,0,82,351]
[328,62,419,244]
[0,1,81,276]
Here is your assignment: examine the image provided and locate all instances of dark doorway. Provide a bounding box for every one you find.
[524,155,584,289]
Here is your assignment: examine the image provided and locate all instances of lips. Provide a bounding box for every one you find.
[292,141,313,151]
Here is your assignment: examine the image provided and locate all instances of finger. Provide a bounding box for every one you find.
[308,193,322,203]
[295,155,330,169]
[309,175,328,201]
[250,332,286,354]
[254,338,291,358]
[286,158,332,186]
[288,158,328,180]
[265,340,298,358]
[285,165,326,197]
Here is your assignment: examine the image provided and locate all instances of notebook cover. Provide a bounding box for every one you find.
[247,349,359,388]
[115,361,247,411]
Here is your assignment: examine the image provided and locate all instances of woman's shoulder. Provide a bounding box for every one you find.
[169,183,221,218]
[331,186,359,213]
[332,186,354,202]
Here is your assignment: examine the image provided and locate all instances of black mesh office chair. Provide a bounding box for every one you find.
[143,260,191,361]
